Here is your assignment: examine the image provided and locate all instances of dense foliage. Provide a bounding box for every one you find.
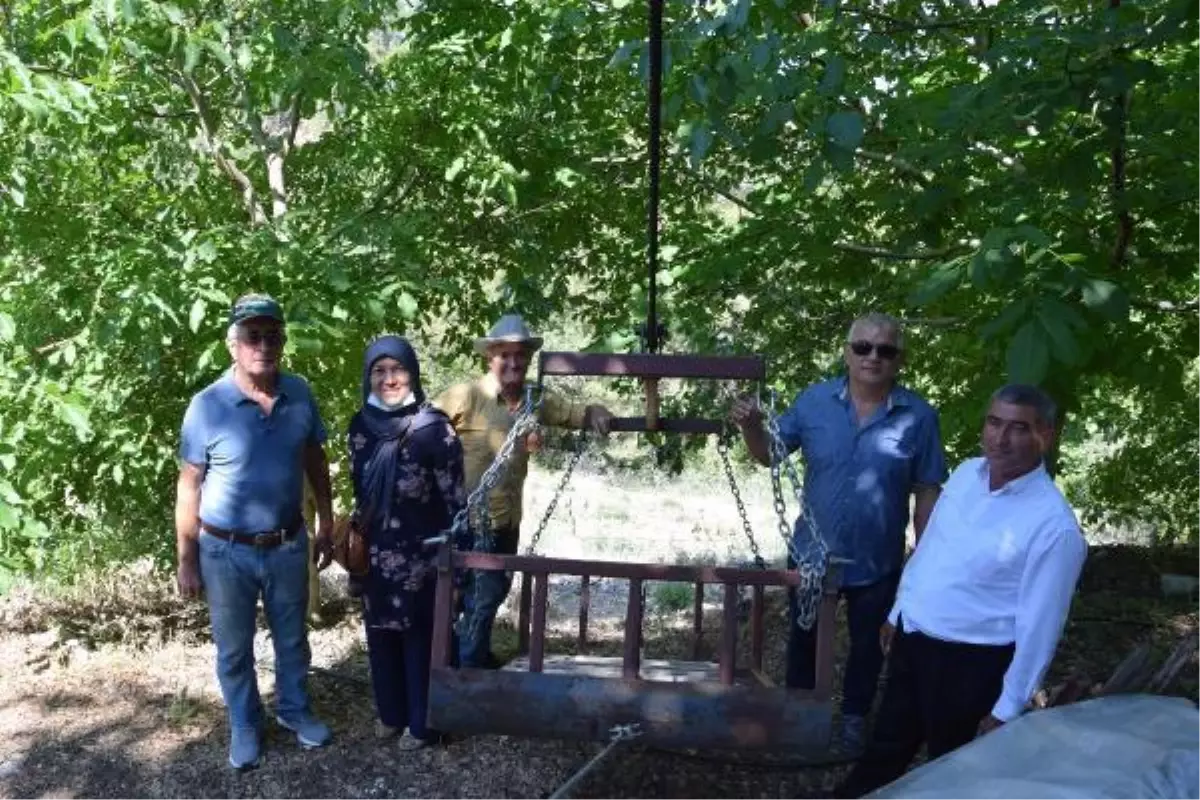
[0,0,1195,582]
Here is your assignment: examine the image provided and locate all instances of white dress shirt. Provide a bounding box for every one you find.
[888,457,1087,721]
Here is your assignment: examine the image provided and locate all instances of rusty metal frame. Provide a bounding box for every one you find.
[537,351,766,434]
[539,352,766,381]
[428,546,838,751]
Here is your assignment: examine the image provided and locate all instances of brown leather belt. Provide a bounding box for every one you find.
[201,520,302,549]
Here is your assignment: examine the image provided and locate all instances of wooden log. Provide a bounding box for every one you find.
[1097,642,1155,695]
[720,583,739,685]
[530,573,549,673]
[1142,633,1200,695]
[427,668,833,752]
[624,578,643,679]
[578,574,591,649]
[1040,674,1094,708]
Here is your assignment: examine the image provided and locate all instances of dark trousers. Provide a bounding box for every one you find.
[839,625,1014,797]
[787,572,900,716]
[457,527,518,669]
[365,609,437,741]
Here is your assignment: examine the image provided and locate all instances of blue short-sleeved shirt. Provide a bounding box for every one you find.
[179,370,327,533]
[776,377,948,587]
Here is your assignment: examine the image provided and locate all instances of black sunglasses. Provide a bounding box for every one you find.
[239,330,286,348]
[849,340,901,360]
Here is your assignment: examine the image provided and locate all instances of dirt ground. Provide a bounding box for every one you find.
[0,543,1195,799]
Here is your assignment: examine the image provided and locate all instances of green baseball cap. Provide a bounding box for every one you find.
[228,293,285,326]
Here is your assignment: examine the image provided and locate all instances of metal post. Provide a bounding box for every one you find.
[645,0,664,354]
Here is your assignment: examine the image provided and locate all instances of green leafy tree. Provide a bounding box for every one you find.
[0,0,1194,583]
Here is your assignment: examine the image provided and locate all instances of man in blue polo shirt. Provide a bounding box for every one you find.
[730,312,947,753]
[175,293,336,770]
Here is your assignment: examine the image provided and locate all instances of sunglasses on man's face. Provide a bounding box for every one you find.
[239,330,286,348]
[849,340,901,360]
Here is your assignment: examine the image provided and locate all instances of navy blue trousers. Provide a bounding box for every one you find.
[365,611,436,740]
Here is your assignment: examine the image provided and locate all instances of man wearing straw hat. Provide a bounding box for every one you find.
[435,314,614,669]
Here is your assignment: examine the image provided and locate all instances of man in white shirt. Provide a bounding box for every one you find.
[839,384,1088,797]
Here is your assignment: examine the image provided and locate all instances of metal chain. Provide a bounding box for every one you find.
[716,429,767,570]
[422,387,542,643]
[763,389,829,631]
[426,387,543,551]
[526,428,589,556]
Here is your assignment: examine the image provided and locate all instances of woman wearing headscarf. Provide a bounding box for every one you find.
[347,335,466,750]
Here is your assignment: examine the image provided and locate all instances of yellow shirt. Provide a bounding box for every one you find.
[434,373,587,533]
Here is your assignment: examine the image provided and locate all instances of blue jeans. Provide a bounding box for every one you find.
[787,572,900,717]
[199,530,312,729]
[456,528,517,668]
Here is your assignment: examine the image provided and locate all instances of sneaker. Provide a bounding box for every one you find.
[397,731,435,751]
[838,713,867,756]
[374,720,401,740]
[275,712,332,749]
[229,726,261,770]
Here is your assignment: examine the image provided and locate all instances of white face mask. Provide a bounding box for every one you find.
[367,392,415,411]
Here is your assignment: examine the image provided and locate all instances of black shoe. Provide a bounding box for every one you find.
[483,652,505,670]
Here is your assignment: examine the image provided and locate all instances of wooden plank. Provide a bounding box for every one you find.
[427,668,833,752]
[578,574,591,649]
[452,552,806,587]
[608,417,723,435]
[430,544,455,668]
[518,572,533,655]
[750,585,765,671]
[691,581,704,660]
[624,578,643,679]
[643,379,660,429]
[539,351,766,381]
[812,583,839,701]
[720,583,738,685]
[530,572,549,673]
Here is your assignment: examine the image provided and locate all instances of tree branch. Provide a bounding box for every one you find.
[1132,298,1199,314]
[236,84,289,218]
[319,164,421,248]
[833,242,968,260]
[286,89,304,151]
[855,149,932,186]
[845,6,978,33]
[174,72,268,225]
[1109,0,1134,268]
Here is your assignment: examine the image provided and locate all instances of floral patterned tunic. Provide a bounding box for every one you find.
[348,406,467,632]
